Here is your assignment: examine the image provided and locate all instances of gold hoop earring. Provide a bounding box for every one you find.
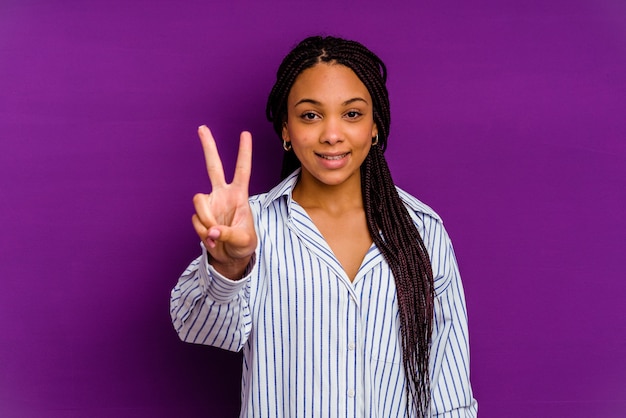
[372,134,379,146]
[283,139,292,151]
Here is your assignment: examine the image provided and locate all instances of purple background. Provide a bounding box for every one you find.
[1,1,625,417]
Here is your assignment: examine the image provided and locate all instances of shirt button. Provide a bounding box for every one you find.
[347,390,355,398]
[348,343,356,350]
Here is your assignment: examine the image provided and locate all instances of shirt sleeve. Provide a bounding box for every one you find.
[169,243,256,352]
[428,223,478,417]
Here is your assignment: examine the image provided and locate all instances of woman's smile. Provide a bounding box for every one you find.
[316,152,349,160]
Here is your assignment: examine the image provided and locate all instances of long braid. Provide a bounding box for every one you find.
[362,146,434,416]
[266,36,434,417]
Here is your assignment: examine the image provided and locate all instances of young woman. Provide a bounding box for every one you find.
[171,36,477,417]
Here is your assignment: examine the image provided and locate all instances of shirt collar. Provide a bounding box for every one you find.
[259,168,441,222]
[260,168,301,209]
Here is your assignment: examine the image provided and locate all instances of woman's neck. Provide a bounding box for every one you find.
[292,171,363,214]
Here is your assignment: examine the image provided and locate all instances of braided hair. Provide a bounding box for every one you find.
[266,36,435,417]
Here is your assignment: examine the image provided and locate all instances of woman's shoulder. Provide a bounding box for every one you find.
[248,170,299,212]
[395,186,443,225]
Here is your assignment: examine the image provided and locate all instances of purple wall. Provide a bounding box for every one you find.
[1,1,625,416]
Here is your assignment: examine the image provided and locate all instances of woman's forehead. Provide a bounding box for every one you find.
[288,63,371,104]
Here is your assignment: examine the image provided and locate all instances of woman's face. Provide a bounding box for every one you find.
[282,63,378,189]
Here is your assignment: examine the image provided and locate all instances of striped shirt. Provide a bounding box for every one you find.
[170,170,478,417]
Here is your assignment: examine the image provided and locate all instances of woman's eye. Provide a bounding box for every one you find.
[346,111,361,119]
[301,112,318,120]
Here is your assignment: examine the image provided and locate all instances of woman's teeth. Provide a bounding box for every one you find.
[319,153,348,160]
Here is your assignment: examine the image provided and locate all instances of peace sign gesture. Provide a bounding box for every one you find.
[192,125,257,280]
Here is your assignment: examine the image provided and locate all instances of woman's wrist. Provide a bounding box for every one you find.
[208,254,252,281]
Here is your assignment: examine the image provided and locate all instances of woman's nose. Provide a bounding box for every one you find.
[320,117,343,144]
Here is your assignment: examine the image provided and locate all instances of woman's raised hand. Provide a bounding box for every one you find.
[192,125,257,279]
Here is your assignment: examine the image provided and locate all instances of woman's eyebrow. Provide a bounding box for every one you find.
[294,98,321,106]
[343,97,369,106]
[294,97,369,106]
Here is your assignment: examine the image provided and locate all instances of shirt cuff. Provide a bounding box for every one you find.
[198,243,255,303]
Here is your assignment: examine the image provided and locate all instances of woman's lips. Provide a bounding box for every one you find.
[316,152,349,160]
[315,152,350,169]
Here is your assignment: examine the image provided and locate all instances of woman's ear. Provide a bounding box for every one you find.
[282,122,289,142]
[371,123,378,139]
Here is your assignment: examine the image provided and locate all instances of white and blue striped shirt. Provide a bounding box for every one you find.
[171,170,478,417]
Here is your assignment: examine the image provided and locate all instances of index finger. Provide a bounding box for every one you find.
[232,131,252,188]
[198,125,226,187]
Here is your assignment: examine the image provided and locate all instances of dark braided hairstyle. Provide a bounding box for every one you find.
[266,36,435,417]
